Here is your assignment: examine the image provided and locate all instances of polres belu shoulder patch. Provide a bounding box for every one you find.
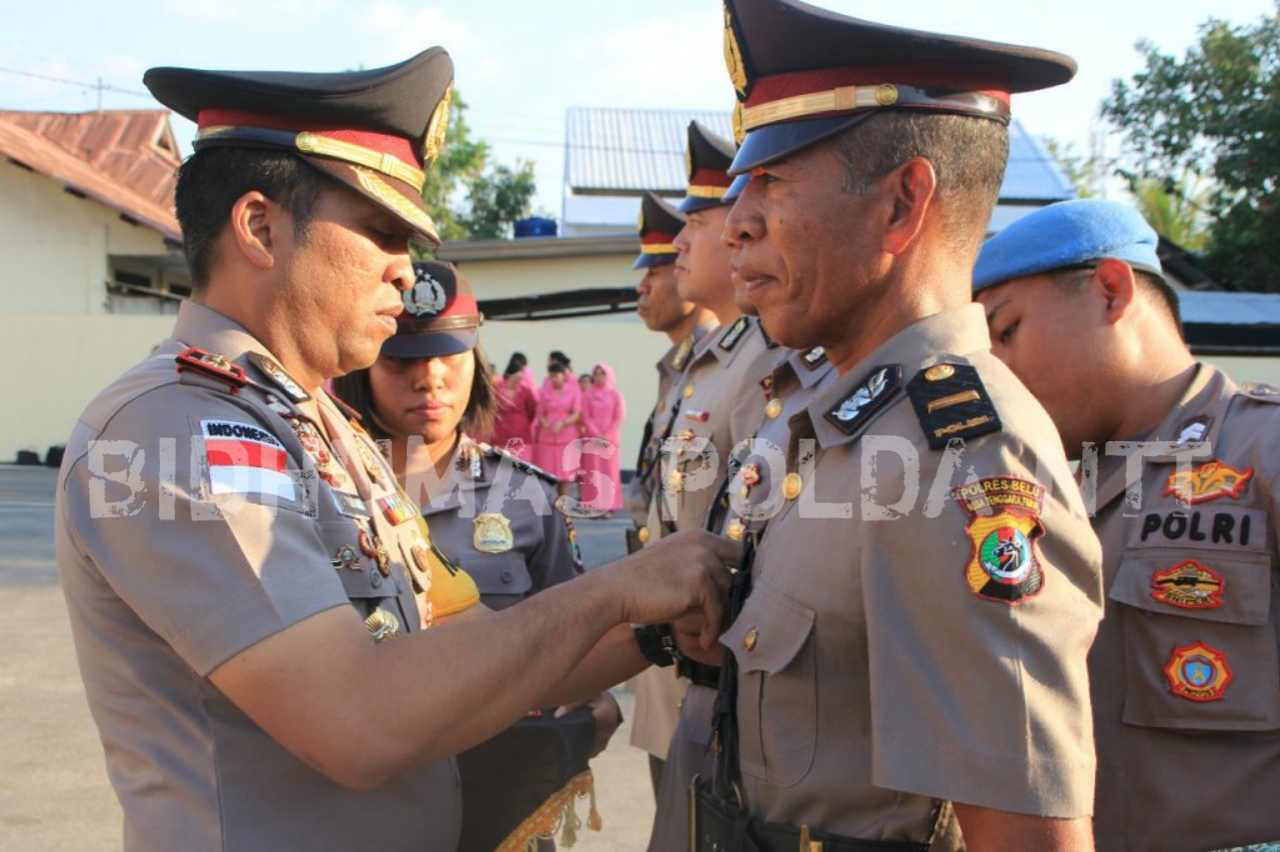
[905,362,1002,449]
[952,476,1046,604]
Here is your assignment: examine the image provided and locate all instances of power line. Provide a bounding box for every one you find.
[0,67,153,100]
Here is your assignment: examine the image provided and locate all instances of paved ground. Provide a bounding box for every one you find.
[0,464,657,851]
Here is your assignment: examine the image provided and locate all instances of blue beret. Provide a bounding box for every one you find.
[973,199,1164,294]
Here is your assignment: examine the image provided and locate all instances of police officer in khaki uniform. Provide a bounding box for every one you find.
[973,199,1280,852]
[626,192,718,533]
[685,1,1106,848]
[630,119,775,797]
[54,53,738,852]
[649,266,838,849]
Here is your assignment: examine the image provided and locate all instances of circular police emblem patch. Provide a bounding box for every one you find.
[1164,642,1233,702]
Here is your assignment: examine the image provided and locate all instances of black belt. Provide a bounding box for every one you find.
[693,779,928,852]
[678,658,722,689]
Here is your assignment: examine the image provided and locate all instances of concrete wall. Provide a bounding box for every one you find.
[1,315,175,460]
[0,160,174,316]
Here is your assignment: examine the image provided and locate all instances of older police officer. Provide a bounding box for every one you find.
[687,0,1107,848]
[54,52,736,851]
[973,198,1280,852]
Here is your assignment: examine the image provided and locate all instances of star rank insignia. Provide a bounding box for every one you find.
[905,362,1002,450]
[825,365,900,435]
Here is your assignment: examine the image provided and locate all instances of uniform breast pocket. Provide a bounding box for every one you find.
[1109,548,1279,731]
[316,520,400,611]
[464,551,533,608]
[722,582,817,788]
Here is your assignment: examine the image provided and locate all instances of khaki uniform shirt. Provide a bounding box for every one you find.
[722,305,1103,843]
[625,322,716,527]
[1088,364,1280,852]
[648,345,838,852]
[54,301,461,852]
[631,316,773,759]
[420,435,582,611]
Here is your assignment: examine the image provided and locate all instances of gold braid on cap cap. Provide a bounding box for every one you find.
[353,168,440,243]
[640,243,678,254]
[686,185,728,199]
[293,131,427,189]
[742,84,900,131]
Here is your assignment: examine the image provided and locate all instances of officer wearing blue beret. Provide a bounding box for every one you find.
[974,198,1280,852]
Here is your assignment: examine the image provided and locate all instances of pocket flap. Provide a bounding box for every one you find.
[721,582,815,676]
[1110,548,1271,625]
[466,552,534,597]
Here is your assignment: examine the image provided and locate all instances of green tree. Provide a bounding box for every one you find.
[1102,5,1280,290]
[1131,174,1209,252]
[1041,136,1096,199]
[419,91,538,247]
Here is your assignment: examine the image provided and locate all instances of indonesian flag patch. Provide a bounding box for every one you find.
[200,420,296,503]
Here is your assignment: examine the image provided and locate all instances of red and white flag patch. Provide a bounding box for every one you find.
[201,420,296,502]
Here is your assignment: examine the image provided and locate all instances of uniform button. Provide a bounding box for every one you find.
[683,382,696,399]
[500,570,514,584]
[744,628,759,651]
[727,520,746,541]
[369,570,382,588]
[783,472,803,500]
[638,527,651,544]
[765,398,783,419]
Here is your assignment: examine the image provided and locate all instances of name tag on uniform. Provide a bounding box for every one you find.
[330,489,370,519]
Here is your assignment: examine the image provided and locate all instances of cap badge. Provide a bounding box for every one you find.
[423,81,452,166]
[405,270,448,318]
[723,6,749,98]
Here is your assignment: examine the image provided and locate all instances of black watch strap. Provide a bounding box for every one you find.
[632,623,681,668]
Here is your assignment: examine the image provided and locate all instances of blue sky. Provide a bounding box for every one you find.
[1,0,1272,214]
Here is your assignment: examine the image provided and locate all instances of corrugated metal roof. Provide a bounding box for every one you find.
[564,107,1075,203]
[566,108,733,193]
[0,112,181,241]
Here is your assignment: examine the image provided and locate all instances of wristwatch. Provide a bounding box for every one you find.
[632,623,682,667]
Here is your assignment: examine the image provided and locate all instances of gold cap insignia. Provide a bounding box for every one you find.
[723,6,749,98]
[424,81,453,167]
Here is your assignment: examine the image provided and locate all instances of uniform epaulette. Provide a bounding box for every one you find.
[1240,382,1280,404]
[175,347,247,394]
[905,362,1002,450]
[670,335,695,372]
[483,446,558,485]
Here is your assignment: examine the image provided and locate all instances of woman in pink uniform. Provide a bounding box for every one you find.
[578,363,625,514]
[490,357,538,460]
[533,362,581,497]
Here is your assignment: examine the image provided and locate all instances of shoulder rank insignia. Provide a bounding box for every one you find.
[801,346,827,370]
[906,362,1002,450]
[175,347,247,393]
[1172,415,1212,446]
[246,352,310,402]
[719,316,750,352]
[952,476,1047,604]
[671,335,695,372]
[1164,641,1233,702]
[824,364,900,435]
[1164,460,1253,505]
[1241,381,1280,403]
